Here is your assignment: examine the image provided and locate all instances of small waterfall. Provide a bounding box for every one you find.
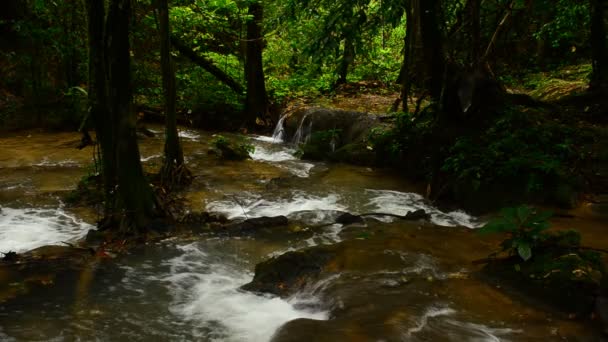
[271,114,288,142]
[292,113,313,145]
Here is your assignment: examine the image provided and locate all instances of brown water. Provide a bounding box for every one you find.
[0,127,604,341]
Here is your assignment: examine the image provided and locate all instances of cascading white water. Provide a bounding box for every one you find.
[292,113,313,145]
[162,243,328,342]
[270,114,288,142]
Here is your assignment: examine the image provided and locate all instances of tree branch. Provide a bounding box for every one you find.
[170,35,244,94]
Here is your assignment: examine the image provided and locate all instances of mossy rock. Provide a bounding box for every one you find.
[209,135,254,161]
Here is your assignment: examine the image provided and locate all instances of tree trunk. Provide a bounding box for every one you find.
[158,0,189,186]
[398,0,417,112]
[85,0,116,216]
[107,0,157,230]
[245,1,268,122]
[471,0,481,66]
[419,0,445,102]
[86,0,163,231]
[590,0,608,90]
[336,36,355,86]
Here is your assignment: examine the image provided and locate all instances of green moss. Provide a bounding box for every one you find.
[209,135,255,161]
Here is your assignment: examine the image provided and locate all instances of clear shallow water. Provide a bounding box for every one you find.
[0,127,601,341]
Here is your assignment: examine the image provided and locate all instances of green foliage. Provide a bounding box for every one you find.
[478,206,553,261]
[480,206,605,312]
[441,107,582,194]
[210,135,255,160]
[532,0,590,49]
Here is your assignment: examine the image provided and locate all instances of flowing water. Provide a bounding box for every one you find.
[0,126,603,341]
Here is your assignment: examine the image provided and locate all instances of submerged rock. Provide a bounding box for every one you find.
[224,216,289,235]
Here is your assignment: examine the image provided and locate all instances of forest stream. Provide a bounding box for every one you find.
[0,126,605,341]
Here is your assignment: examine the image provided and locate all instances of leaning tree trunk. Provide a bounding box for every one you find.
[107,0,157,231]
[158,0,190,187]
[244,0,268,123]
[590,0,607,90]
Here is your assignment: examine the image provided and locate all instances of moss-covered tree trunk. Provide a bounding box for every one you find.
[590,0,607,90]
[245,0,268,123]
[158,0,190,187]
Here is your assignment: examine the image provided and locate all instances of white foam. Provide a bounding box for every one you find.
[281,161,315,178]
[164,243,327,342]
[0,207,93,253]
[250,144,314,178]
[141,154,162,162]
[443,319,521,342]
[179,130,201,140]
[206,193,346,220]
[252,135,281,144]
[33,157,80,167]
[365,189,481,228]
[251,146,296,163]
[406,305,456,336]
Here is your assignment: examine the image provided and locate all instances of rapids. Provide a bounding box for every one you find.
[0,126,604,341]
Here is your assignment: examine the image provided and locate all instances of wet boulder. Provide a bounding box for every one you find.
[403,209,431,221]
[335,212,364,225]
[224,216,289,235]
[284,107,378,146]
[241,245,338,297]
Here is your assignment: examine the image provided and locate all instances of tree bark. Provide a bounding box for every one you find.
[419,0,445,102]
[394,0,417,112]
[590,0,608,90]
[336,36,355,86]
[87,0,156,233]
[158,0,187,185]
[85,0,116,216]
[107,0,156,230]
[471,0,481,66]
[244,0,269,122]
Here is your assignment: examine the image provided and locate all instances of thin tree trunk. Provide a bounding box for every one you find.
[158,0,188,186]
[590,0,607,90]
[245,0,268,122]
[395,0,416,112]
[336,36,355,86]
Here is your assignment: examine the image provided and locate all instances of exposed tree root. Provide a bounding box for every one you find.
[160,162,193,190]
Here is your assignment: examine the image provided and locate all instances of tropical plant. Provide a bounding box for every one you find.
[478,206,553,261]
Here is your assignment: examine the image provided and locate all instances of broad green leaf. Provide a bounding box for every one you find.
[517,242,532,261]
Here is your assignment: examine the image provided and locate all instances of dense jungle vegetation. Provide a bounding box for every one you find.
[1,0,608,339]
